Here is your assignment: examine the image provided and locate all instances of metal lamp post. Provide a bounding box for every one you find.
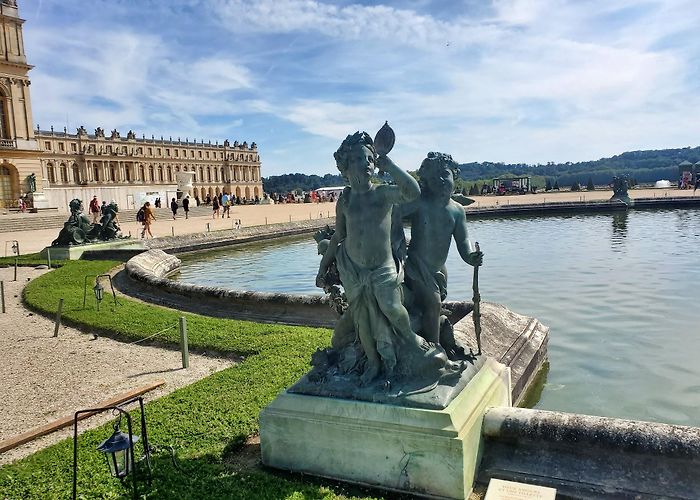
[83,274,118,310]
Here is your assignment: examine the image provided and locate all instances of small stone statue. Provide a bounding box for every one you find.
[26,173,36,193]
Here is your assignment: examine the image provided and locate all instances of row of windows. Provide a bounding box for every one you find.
[42,142,259,162]
[45,163,260,184]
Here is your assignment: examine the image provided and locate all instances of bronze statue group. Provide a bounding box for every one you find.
[311,125,483,396]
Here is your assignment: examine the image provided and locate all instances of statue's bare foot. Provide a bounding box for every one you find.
[360,363,381,385]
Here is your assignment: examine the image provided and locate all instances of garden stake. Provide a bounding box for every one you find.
[13,257,17,281]
[472,242,482,355]
[179,316,189,369]
[47,248,52,269]
[0,281,5,313]
[54,298,64,337]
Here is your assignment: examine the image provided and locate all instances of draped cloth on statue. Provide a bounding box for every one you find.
[335,239,406,370]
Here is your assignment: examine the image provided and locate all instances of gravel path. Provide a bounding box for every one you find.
[0,266,234,465]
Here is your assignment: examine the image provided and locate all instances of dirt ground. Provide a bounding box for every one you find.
[0,266,235,465]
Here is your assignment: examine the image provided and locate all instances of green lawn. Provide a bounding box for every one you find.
[0,260,382,499]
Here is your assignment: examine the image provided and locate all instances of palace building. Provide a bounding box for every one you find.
[0,0,263,210]
[36,127,262,210]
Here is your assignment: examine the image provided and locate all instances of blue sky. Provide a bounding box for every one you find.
[23,0,700,176]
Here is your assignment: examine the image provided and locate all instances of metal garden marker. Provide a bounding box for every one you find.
[54,298,63,337]
[0,281,5,313]
[179,316,189,369]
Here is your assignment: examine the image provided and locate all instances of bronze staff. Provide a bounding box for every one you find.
[472,241,482,355]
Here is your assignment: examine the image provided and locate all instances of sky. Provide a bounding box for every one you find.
[22,0,700,177]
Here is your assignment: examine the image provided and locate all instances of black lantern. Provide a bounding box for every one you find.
[97,418,139,480]
[93,281,104,310]
[72,397,152,500]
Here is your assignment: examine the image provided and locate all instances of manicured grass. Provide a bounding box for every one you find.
[0,260,380,499]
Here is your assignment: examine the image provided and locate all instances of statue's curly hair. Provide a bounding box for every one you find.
[333,131,376,176]
[417,152,459,188]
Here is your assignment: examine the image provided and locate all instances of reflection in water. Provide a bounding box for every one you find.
[518,362,549,408]
[176,209,700,427]
[611,211,628,250]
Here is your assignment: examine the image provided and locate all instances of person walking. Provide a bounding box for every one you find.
[212,195,220,218]
[170,197,178,220]
[139,201,156,238]
[89,195,100,223]
[182,195,190,219]
[221,192,230,218]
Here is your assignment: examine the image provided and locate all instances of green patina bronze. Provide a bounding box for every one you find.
[610,175,632,205]
[51,198,124,246]
[397,151,483,356]
[292,125,485,408]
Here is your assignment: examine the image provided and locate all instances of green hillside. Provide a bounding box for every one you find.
[262,146,700,193]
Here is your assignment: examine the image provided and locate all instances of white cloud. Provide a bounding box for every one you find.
[20,0,700,175]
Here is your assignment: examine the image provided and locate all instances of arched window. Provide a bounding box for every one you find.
[158,166,163,182]
[47,163,56,184]
[60,164,68,183]
[72,163,80,184]
[0,90,9,139]
[92,164,100,182]
[167,166,172,182]
[149,165,154,182]
[110,165,117,182]
[139,165,145,182]
[0,166,13,204]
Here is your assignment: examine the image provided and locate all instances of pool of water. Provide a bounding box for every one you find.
[174,209,700,426]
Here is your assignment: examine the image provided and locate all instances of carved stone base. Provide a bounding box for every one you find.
[260,357,511,499]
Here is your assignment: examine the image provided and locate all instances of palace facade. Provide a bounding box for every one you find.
[37,127,262,210]
[0,0,263,210]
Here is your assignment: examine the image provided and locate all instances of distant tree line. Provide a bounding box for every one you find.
[263,145,699,194]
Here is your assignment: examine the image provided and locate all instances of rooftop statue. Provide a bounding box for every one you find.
[292,125,481,408]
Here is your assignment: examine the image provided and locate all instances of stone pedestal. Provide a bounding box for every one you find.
[260,357,511,499]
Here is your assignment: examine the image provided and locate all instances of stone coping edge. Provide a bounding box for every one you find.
[483,406,700,458]
[479,406,700,498]
[144,218,335,255]
[125,248,330,308]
